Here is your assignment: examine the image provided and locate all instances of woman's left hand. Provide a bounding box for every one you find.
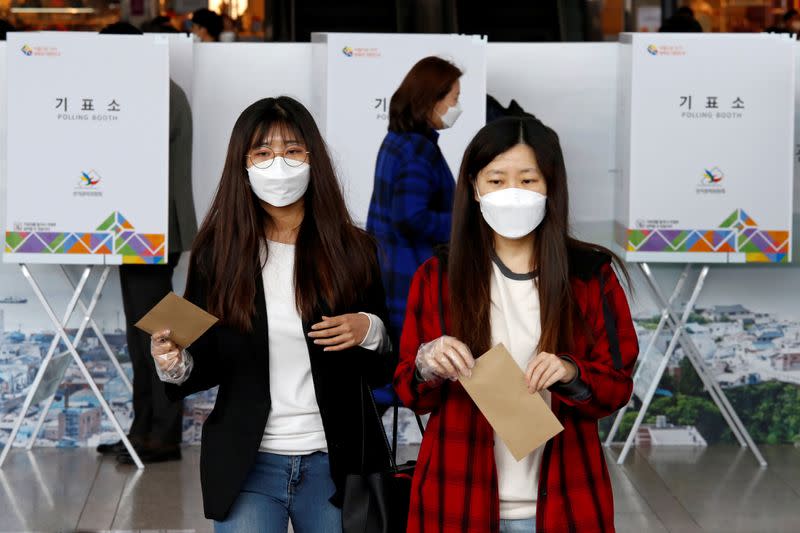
[308,313,370,352]
[525,352,578,393]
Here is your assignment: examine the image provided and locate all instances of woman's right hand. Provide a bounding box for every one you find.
[415,335,475,382]
[150,329,184,373]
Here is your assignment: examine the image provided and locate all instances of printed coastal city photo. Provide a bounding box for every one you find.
[1,262,799,451]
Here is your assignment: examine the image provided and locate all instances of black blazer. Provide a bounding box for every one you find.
[165,249,395,521]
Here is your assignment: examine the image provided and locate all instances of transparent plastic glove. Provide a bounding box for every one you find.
[415,335,475,382]
[150,329,194,384]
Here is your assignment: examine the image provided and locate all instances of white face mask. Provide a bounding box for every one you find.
[219,31,236,42]
[247,158,310,207]
[191,33,202,43]
[438,102,462,129]
[478,187,547,239]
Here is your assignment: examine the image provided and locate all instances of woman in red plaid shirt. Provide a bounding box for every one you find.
[394,117,639,533]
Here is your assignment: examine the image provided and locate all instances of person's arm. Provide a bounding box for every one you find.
[393,259,447,414]
[358,312,390,353]
[356,249,396,387]
[550,265,639,419]
[390,141,452,243]
[306,242,395,385]
[162,253,224,401]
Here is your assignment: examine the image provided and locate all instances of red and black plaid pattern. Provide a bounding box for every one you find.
[394,255,639,533]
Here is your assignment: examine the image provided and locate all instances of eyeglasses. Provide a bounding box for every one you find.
[247,146,310,169]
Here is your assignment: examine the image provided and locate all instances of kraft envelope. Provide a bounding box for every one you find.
[134,292,218,349]
[459,344,564,461]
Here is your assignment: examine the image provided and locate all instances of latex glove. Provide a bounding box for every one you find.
[415,335,475,382]
[150,329,192,383]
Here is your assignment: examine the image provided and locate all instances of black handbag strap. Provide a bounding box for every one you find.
[359,375,426,473]
[390,404,425,464]
[360,376,398,473]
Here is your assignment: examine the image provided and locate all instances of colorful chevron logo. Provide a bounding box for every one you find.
[5,211,166,264]
[625,208,790,263]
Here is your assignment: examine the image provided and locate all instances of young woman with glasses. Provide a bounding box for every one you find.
[149,96,393,533]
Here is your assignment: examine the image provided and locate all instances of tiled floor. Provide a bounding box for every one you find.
[0,445,797,532]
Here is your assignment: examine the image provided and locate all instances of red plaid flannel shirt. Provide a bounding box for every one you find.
[394,251,639,533]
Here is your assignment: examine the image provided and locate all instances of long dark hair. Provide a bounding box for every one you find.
[388,56,462,134]
[449,117,629,355]
[189,96,376,331]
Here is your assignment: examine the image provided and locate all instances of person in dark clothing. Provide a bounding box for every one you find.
[191,8,223,42]
[95,22,198,464]
[142,16,179,33]
[659,10,703,33]
[366,56,462,346]
[0,19,15,40]
[98,21,141,35]
[766,9,800,34]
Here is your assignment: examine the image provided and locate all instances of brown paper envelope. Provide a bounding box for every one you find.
[459,343,564,461]
[134,292,218,349]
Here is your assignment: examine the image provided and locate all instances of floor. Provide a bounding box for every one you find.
[0,445,797,532]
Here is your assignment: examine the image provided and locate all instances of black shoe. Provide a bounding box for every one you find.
[116,446,182,465]
[96,440,128,456]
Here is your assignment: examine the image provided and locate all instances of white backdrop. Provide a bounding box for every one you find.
[4,33,169,265]
[184,41,800,255]
[3,39,798,258]
[617,33,795,264]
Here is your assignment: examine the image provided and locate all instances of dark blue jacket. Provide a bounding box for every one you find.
[366,129,455,343]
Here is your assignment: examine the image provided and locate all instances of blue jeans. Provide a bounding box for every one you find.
[500,517,536,533]
[214,451,341,533]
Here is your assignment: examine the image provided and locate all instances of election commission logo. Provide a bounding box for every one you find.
[697,167,726,195]
[78,170,102,187]
[19,44,61,57]
[75,169,104,197]
[646,44,686,57]
[340,46,381,59]
[702,167,724,185]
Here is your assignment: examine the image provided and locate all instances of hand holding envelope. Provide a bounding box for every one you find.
[415,335,475,382]
[459,344,564,461]
[149,329,185,374]
[136,292,218,377]
[135,292,218,349]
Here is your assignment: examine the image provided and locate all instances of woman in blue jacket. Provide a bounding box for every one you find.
[366,56,462,344]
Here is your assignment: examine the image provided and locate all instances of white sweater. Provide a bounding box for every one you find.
[490,257,550,520]
[261,241,388,454]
